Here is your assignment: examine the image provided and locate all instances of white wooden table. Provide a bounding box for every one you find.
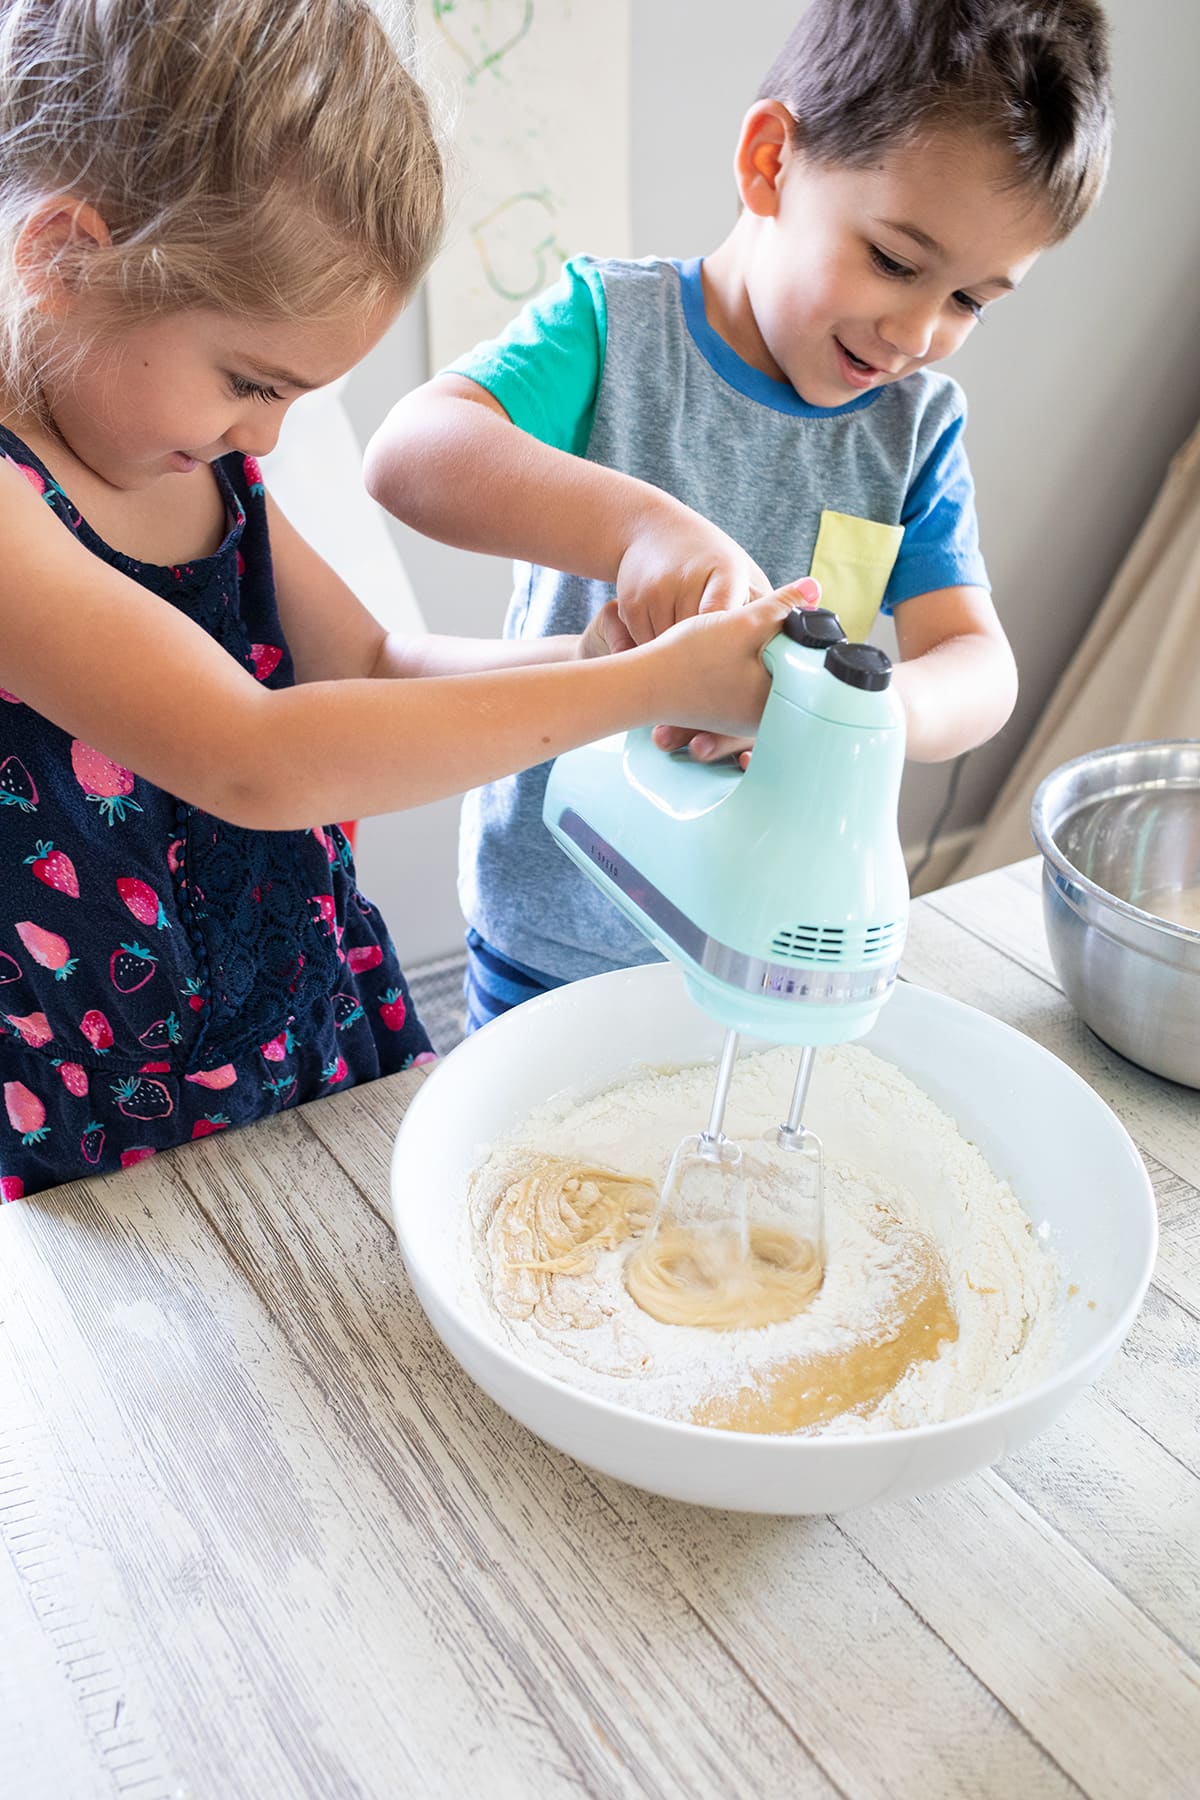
[3,858,1199,1800]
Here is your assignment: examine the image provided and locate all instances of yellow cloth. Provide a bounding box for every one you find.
[810,510,905,642]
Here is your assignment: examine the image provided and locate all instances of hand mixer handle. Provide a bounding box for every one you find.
[612,606,901,823]
[760,609,901,732]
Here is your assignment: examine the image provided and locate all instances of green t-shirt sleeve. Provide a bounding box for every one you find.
[442,256,606,457]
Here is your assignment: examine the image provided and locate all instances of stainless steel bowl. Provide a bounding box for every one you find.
[1031,741,1200,1087]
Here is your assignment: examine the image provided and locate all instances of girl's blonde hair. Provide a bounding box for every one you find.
[0,0,445,406]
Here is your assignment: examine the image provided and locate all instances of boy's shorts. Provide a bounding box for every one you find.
[463,927,567,1034]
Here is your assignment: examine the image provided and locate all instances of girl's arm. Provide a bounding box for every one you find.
[0,462,794,832]
[264,491,595,684]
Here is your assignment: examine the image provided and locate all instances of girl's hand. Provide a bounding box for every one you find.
[644,581,816,741]
[650,575,821,760]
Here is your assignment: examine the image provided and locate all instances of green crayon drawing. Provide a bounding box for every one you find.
[432,0,534,85]
[470,190,567,301]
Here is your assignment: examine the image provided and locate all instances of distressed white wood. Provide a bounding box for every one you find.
[998,1385,1200,1659]
[2,1108,832,1800]
[588,1482,1084,1800]
[3,862,1199,1799]
[840,1473,1200,1800]
[1145,1148,1200,1316]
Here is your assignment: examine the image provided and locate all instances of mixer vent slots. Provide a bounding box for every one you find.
[771,920,901,965]
[771,923,845,963]
[862,922,902,961]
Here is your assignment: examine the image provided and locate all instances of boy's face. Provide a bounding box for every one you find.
[732,120,1052,407]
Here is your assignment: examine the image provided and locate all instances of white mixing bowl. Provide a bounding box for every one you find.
[390,965,1156,1514]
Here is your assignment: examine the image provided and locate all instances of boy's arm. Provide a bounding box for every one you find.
[364,372,661,580]
[889,584,1018,762]
[365,253,771,643]
[880,390,1016,761]
[365,374,770,641]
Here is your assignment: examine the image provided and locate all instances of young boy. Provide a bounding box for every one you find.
[366,0,1113,1031]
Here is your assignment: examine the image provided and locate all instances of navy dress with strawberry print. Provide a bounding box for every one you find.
[0,426,432,1198]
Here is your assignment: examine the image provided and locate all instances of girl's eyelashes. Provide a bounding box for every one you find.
[228,373,284,404]
[870,246,986,322]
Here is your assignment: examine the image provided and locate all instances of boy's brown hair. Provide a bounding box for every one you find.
[759,0,1112,240]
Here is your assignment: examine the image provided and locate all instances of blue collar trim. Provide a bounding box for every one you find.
[674,257,882,419]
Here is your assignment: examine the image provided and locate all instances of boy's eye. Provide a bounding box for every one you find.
[229,374,284,404]
[872,246,985,323]
[870,245,913,279]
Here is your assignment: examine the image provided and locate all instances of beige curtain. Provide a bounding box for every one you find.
[952,423,1200,881]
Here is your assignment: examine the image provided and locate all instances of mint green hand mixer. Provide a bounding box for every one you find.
[542,607,910,1321]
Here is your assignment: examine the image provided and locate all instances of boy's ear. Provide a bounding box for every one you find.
[14,197,112,315]
[734,101,796,218]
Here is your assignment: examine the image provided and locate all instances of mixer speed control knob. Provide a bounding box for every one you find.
[825,642,892,691]
[782,606,847,651]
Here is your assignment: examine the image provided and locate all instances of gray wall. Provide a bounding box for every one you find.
[348,0,1200,964]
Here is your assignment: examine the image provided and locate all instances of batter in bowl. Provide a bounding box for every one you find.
[467,1043,1059,1436]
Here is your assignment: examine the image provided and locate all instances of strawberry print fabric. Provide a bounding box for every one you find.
[0,427,432,1198]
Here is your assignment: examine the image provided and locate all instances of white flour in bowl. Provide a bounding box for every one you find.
[463,1043,1061,1435]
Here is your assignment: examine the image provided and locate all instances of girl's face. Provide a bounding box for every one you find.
[735,125,1051,408]
[38,300,399,491]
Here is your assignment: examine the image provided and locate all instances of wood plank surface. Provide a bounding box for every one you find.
[3,861,1198,1799]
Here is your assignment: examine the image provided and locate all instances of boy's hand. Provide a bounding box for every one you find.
[577,600,632,659]
[615,512,772,646]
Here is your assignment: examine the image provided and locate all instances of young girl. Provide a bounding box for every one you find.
[0,0,804,1197]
